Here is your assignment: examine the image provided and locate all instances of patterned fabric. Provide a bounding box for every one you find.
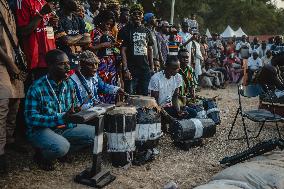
[93,28,118,103]
[179,65,197,96]
[156,33,169,63]
[25,76,77,137]
[71,73,119,110]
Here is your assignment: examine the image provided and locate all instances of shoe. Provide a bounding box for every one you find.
[5,142,29,154]
[0,154,7,174]
[33,151,55,171]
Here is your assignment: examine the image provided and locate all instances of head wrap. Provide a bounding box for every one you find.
[80,50,100,64]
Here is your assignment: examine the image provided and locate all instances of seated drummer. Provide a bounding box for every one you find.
[25,49,95,171]
[148,56,197,119]
[71,50,125,109]
[178,48,197,99]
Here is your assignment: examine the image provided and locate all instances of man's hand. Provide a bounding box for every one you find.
[49,16,59,28]
[117,88,126,95]
[40,2,55,15]
[177,110,188,118]
[124,70,132,80]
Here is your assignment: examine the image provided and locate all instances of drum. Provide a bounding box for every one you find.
[105,107,137,167]
[170,118,216,142]
[127,95,162,150]
[188,100,207,119]
[203,99,221,125]
[69,104,115,123]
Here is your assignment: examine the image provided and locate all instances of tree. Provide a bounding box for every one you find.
[136,0,284,35]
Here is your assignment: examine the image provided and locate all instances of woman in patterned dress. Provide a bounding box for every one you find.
[89,10,119,103]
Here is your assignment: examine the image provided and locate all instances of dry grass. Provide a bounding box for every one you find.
[1,84,282,189]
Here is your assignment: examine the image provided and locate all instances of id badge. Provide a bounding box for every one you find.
[46,26,54,39]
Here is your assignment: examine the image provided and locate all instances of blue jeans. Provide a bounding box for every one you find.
[28,124,95,160]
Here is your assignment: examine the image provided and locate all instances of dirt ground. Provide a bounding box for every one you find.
[0,84,282,189]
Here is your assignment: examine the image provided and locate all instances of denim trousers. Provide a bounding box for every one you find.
[28,124,95,160]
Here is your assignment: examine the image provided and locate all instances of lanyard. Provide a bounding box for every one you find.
[46,76,63,113]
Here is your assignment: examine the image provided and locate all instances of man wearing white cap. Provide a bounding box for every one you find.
[247,50,263,82]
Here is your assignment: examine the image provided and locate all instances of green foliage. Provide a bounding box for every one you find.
[137,0,284,35]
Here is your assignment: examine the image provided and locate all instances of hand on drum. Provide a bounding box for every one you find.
[63,106,81,123]
[177,110,189,118]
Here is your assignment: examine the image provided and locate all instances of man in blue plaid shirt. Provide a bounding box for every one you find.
[25,49,95,171]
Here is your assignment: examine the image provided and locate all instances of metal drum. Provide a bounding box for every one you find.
[127,95,162,150]
[105,107,136,167]
[171,118,216,142]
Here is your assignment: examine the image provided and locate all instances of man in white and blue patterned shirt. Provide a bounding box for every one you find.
[71,50,125,110]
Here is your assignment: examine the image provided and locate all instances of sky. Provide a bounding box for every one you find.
[277,0,284,8]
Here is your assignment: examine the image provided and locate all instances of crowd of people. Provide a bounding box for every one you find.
[1,0,284,173]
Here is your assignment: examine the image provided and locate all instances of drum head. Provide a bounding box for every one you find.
[127,95,158,108]
[107,106,137,115]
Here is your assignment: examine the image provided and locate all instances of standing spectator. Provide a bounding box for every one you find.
[144,13,163,71]
[106,0,120,39]
[90,10,119,103]
[187,13,198,33]
[248,51,263,82]
[186,32,203,81]
[157,20,170,64]
[261,50,273,65]
[16,0,57,82]
[236,35,252,60]
[257,41,269,58]
[118,4,154,95]
[251,37,260,51]
[179,21,192,52]
[56,0,91,69]
[200,35,209,62]
[0,0,24,173]
[118,6,130,30]
[87,0,103,17]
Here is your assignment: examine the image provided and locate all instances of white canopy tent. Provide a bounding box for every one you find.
[221,26,236,38]
[205,28,212,38]
[235,27,247,38]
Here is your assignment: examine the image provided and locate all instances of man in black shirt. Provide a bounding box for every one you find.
[118,4,154,96]
[56,0,91,68]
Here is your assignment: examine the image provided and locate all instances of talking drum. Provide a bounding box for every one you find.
[203,98,221,125]
[105,107,137,167]
[127,95,162,150]
[171,118,216,142]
